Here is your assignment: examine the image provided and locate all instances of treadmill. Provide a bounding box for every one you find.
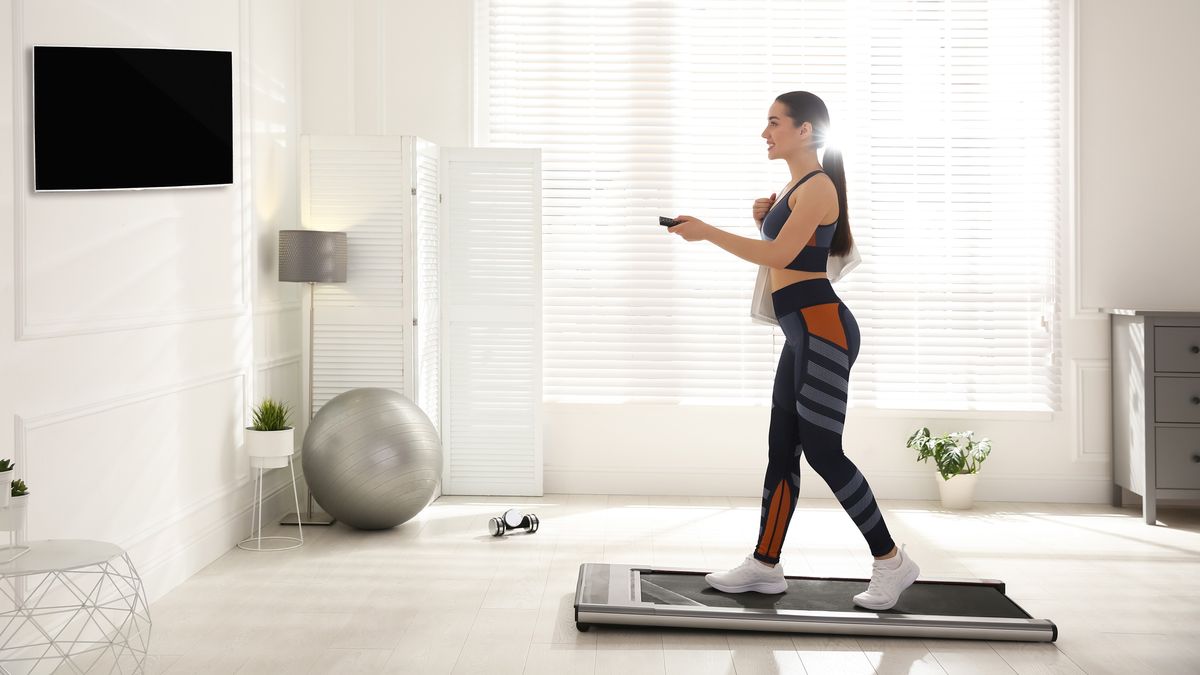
[574,563,1056,642]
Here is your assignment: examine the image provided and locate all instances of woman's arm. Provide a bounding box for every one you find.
[671,177,835,267]
[704,227,779,267]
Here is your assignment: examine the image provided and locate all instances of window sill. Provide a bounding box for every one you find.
[853,408,1055,422]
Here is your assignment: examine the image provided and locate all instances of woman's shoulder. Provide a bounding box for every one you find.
[788,170,836,206]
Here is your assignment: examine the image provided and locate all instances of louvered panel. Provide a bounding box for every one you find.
[414,140,442,434]
[301,136,414,411]
[441,148,542,496]
[444,166,538,307]
[307,148,408,310]
[445,324,537,492]
[311,323,406,410]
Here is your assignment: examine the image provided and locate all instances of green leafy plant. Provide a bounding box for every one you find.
[0,459,13,473]
[250,398,292,432]
[10,479,28,497]
[906,427,992,481]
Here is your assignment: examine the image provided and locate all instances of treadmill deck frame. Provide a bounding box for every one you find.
[574,563,1057,642]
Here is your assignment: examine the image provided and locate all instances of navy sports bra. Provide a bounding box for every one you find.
[760,169,838,272]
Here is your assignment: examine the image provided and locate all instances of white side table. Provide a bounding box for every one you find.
[0,540,150,674]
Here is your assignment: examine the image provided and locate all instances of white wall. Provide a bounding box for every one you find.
[300,0,472,145]
[1078,0,1200,311]
[0,0,303,602]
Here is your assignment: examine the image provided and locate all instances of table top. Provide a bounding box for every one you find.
[0,539,125,576]
[1106,308,1200,316]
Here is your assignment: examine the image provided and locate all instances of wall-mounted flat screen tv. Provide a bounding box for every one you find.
[33,45,233,191]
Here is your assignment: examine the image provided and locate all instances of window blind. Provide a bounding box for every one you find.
[477,0,1063,412]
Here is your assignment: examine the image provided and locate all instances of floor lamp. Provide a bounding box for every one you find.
[277,229,347,526]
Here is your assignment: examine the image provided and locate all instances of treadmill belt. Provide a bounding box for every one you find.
[639,572,1031,619]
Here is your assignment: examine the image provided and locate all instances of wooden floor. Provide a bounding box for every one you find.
[146,495,1200,674]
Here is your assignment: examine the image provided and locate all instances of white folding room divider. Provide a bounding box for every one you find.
[300,137,542,496]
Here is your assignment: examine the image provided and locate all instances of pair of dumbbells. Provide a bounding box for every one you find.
[489,508,539,536]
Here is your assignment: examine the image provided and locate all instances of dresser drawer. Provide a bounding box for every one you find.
[1154,377,1200,423]
[1155,326,1200,373]
[1156,427,1200,489]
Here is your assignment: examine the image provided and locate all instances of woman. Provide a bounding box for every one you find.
[668,91,919,610]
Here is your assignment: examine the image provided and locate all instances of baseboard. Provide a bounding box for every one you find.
[544,465,1115,504]
[135,465,306,605]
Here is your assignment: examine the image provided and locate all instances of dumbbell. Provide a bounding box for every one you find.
[489,508,539,536]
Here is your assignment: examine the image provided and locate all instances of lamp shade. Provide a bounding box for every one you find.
[278,230,347,283]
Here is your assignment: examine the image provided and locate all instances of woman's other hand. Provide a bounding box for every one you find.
[667,215,713,242]
[753,193,777,230]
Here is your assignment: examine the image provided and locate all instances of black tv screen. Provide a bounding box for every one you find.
[33,46,233,191]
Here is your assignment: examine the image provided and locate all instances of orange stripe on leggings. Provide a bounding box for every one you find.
[768,482,791,559]
[800,303,848,349]
[757,480,786,558]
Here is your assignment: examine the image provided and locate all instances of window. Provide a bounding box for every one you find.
[477,0,1063,412]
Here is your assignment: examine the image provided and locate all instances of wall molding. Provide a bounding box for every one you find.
[11,0,251,342]
[239,0,255,342]
[1073,358,1110,462]
[12,362,308,605]
[136,461,297,575]
[254,301,302,317]
[18,306,250,340]
[136,465,300,603]
[11,0,26,341]
[255,353,301,373]
[15,367,246,432]
[14,367,249,547]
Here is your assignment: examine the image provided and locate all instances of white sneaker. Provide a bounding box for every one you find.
[853,545,920,610]
[705,555,788,594]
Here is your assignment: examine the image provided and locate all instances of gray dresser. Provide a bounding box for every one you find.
[1109,310,1200,524]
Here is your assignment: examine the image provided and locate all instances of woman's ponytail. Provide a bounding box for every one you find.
[820,145,853,257]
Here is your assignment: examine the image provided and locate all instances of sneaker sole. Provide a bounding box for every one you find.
[852,562,921,611]
[705,577,788,594]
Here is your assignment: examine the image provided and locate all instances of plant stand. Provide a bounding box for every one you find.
[238,456,304,552]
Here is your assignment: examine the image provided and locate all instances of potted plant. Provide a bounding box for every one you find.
[0,479,29,531]
[906,427,992,509]
[245,398,294,469]
[0,460,12,508]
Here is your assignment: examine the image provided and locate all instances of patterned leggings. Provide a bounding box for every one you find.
[754,278,895,563]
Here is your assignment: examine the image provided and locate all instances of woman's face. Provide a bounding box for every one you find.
[762,101,811,160]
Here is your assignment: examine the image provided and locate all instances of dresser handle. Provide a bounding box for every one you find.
[1194,454,1200,464]
[1192,345,1200,354]
[1193,397,1200,405]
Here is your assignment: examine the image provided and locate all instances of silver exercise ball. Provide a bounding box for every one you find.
[302,388,442,530]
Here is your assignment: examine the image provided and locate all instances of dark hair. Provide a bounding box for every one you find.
[775,91,853,257]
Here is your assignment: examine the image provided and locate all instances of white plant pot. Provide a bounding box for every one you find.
[245,427,295,470]
[937,472,979,510]
[0,470,11,508]
[0,494,28,531]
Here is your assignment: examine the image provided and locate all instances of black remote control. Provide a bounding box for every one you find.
[659,216,681,227]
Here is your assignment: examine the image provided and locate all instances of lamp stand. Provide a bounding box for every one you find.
[281,281,336,527]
